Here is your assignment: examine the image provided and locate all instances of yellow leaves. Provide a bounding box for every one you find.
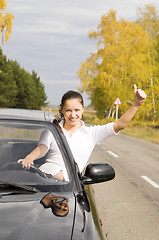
[99,72,111,88]
[77,61,95,92]
[0,0,6,11]
[0,0,14,45]
[88,31,98,39]
[4,12,14,42]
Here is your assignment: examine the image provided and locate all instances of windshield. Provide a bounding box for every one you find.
[0,120,73,192]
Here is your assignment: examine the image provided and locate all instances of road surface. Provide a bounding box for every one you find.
[89,133,159,240]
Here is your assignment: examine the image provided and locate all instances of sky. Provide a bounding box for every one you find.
[2,0,159,106]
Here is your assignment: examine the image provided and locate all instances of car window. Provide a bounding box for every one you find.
[0,120,71,192]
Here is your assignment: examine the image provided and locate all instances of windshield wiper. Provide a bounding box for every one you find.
[0,180,39,194]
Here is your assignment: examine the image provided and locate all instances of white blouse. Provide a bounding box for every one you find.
[59,121,118,172]
[38,121,118,178]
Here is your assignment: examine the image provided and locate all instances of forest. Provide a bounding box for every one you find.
[0,49,47,109]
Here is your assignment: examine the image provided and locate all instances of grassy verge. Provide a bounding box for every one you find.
[121,125,159,144]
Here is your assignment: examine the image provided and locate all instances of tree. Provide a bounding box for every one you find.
[78,10,150,119]
[136,4,159,121]
[0,49,17,107]
[8,59,47,109]
[31,71,47,109]
[0,50,47,109]
[0,0,14,45]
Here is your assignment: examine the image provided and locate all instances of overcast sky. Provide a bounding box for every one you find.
[2,0,159,106]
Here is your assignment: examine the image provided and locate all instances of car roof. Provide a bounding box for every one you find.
[0,108,56,122]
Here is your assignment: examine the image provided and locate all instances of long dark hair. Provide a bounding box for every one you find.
[59,90,84,119]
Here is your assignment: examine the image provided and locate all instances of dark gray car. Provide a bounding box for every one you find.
[0,109,115,240]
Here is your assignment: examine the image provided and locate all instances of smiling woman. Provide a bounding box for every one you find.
[18,85,146,179]
[57,86,146,172]
[59,90,84,135]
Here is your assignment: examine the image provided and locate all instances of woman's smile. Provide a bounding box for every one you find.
[69,118,77,121]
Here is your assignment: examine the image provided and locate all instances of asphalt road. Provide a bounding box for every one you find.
[89,133,159,240]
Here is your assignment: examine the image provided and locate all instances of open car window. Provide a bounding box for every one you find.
[0,120,71,192]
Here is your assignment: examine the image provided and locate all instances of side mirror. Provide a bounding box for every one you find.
[81,163,115,185]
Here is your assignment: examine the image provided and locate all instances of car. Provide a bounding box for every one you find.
[0,108,115,240]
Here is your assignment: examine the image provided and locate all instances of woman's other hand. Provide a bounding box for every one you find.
[17,157,34,169]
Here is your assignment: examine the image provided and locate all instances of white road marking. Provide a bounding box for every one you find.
[141,176,159,188]
[107,151,119,158]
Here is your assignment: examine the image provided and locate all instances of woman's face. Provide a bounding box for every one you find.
[61,98,84,127]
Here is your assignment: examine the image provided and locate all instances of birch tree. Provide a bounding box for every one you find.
[137,4,159,121]
[78,10,149,119]
[0,0,14,45]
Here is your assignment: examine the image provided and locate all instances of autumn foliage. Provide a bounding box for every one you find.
[0,0,14,45]
[78,5,159,121]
